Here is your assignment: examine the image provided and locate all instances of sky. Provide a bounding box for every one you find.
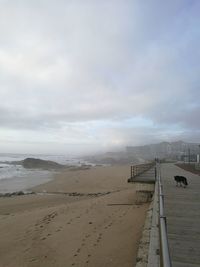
[0,0,200,155]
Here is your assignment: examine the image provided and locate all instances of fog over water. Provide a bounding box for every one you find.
[0,1,200,155]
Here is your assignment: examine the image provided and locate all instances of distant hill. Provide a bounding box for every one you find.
[83,151,146,165]
[80,141,200,165]
[126,141,200,161]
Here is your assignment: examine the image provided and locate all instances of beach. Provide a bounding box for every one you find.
[0,164,149,267]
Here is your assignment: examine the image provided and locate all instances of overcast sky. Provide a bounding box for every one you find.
[0,0,200,155]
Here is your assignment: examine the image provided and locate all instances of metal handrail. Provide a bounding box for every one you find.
[157,163,172,267]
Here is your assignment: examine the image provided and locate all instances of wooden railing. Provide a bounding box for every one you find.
[128,162,155,182]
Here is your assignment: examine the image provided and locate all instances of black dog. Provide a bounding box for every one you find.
[174,176,188,187]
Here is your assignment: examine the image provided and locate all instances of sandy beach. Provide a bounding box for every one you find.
[0,165,149,267]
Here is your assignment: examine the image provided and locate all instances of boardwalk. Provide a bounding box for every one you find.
[161,163,200,267]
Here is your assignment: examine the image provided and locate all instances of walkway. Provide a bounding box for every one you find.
[161,163,200,267]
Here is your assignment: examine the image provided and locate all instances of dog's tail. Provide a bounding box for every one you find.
[184,178,188,186]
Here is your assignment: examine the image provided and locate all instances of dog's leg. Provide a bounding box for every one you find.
[182,182,186,188]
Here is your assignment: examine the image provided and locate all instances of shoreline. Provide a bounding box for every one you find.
[0,163,104,195]
[0,164,149,267]
[0,165,109,197]
[0,154,92,194]
[0,168,56,194]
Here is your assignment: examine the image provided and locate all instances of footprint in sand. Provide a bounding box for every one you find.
[97,235,102,241]
[30,258,37,262]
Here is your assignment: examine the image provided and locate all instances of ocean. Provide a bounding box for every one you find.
[0,153,85,193]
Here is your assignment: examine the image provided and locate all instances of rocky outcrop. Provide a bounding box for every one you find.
[22,158,64,170]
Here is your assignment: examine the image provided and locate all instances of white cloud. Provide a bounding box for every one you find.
[0,0,200,154]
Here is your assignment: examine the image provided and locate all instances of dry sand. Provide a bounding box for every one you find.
[0,165,149,267]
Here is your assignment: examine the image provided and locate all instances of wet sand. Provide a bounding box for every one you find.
[0,165,149,267]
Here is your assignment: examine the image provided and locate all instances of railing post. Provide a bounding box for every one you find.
[129,162,156,181]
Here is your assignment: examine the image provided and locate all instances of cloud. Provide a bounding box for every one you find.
[0,0,200,153]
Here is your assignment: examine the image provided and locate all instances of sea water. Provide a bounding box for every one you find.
[0,153,84,193]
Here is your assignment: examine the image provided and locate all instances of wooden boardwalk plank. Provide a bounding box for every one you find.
[161,163,200,267]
